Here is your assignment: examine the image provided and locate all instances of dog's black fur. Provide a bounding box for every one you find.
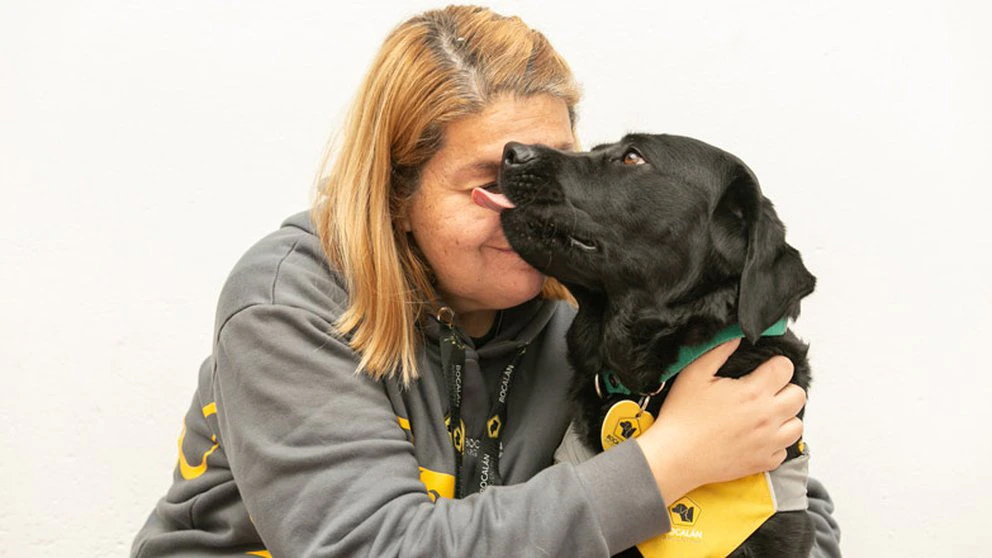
[498,134,816,557]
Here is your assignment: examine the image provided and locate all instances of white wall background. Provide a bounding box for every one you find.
[2,0,989,556]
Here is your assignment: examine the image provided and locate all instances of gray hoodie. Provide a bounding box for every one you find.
[132,211,840,557]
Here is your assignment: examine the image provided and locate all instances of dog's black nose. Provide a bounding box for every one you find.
[503,142,538,166]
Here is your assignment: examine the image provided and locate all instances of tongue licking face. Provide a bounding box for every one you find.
[471,187,516,213]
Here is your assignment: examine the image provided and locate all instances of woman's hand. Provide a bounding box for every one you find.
[635,338,806,507]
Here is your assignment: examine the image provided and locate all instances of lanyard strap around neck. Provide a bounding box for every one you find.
[439,320,526,497]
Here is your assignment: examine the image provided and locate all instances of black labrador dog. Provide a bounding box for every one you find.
[497,134,816,557]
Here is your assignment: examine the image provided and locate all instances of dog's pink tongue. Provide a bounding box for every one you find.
[471,187,516,212]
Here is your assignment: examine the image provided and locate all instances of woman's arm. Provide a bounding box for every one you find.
[808,476,842,557]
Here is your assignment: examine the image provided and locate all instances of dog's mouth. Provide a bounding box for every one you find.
[568,233,598,253]
[546,220,599,254]
[495,147,609,290]
[479,185,600,255]
[504,210,601,258]
[499,208,605,292]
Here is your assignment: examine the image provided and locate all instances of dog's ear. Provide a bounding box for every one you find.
[716,165,816,343]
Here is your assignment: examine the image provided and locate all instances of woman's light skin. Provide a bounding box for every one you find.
[401,93,574,336]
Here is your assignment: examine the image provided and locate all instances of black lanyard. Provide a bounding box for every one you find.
[439,318,527,497]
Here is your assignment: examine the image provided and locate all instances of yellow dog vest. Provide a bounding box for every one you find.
[637,472,776,557]
[555,421,810,558]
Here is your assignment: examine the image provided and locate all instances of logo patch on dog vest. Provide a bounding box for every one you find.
[637,473,776,558]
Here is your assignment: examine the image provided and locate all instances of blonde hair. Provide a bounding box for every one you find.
[312,5,580,385]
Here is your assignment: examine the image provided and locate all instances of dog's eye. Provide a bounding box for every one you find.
[622,149,646,166]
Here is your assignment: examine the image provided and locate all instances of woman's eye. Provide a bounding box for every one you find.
[481,182,501,194]
[622,149,645,166]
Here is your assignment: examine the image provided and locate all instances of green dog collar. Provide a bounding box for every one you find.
[599,319,789,397]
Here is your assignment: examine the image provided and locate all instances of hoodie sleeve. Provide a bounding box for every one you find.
[211,302,670,557]
[807,476,842,557]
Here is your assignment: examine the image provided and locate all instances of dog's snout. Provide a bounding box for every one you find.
[503,142,538,167]
[499,140,562,208]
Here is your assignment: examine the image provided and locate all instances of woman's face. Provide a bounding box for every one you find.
[402,94,574,329]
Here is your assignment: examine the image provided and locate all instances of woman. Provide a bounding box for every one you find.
[132,6,840,557]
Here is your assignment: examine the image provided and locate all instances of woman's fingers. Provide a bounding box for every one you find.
[768,448,789,469]
[743,354,795,392]
[777,384,808,419]
[644,345,808,493]
[777,416,805,448]
[679,338,742,382]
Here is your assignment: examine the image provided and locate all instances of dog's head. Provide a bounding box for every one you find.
[499,133,815,350]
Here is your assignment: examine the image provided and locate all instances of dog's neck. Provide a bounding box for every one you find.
[599,319,789,397]
[567,281,744,393]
